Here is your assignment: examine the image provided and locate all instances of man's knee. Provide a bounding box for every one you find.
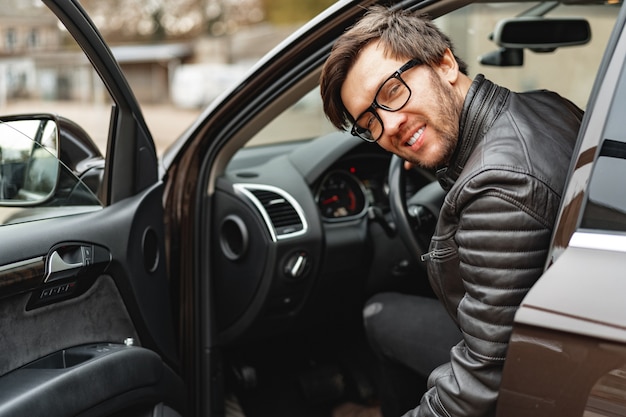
[363,293,392,328]
[362,293,400,353]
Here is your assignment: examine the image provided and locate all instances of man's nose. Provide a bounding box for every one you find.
[379,110,406,138]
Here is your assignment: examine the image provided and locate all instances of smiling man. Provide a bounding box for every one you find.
[320,5,584,417]
[340,44,467,170]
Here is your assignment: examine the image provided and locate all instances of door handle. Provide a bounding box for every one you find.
[44,244,99,283]
[28,243,111,310]
[47,250,83,274]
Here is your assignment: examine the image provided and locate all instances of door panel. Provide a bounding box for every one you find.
[0,275,136,376]
[0,344,165,417]
[0,1,184,415]
[0,183,185,416]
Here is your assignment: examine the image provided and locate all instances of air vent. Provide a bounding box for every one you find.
[233,184,307,241]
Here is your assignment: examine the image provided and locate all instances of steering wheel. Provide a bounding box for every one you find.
[387,155,446,264]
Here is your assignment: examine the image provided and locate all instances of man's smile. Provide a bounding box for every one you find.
[406,125,425,147]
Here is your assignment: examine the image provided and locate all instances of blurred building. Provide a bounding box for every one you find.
[0,3,292,109]
[0,8,62,105]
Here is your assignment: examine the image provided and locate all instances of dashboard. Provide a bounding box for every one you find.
[214,131,436,344]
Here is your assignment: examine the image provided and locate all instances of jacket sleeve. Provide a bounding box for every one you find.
[404,171,557,417]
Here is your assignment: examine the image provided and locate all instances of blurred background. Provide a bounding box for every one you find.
[83,0,335,109]
[0,0,335,153]
[0,1,616,154]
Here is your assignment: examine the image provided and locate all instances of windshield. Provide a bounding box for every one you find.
[243,2,618,148]
[442,2,617,109]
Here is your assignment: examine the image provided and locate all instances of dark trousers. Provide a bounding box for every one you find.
[363,293,462,417]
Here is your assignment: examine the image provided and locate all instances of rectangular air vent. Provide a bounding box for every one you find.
[234,184,307,241]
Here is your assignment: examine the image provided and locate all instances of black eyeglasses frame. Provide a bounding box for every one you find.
[350,58,422,143]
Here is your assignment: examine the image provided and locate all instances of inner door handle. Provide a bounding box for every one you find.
[44,244,95,283]
[48,250,83,272]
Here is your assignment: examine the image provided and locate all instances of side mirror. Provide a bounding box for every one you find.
[0,115,60,204]
[0,113,102,216]
[493,17,591,52]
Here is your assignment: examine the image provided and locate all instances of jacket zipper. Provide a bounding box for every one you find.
[421,246,456,262]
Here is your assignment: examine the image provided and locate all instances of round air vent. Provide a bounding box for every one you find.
[142,227,160,273]
[219,215,249,261]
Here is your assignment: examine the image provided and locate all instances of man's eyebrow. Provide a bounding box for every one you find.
[353,71,389,118]
[370,71,390,96]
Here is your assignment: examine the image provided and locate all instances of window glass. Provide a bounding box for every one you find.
[438,3,617,110]
[583,144,626,232]
[80,0,336,153]
[248,89,337,146]
[581,14,626,233]
[0,3,111,152]
[0,2,110,225]
[80,0,298,154]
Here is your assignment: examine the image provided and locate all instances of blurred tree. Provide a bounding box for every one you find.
[204,0,265,37]
[80,0,334,42]
[81,0,201,41]
[261,0,336,24]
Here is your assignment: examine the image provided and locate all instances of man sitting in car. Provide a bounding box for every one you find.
[320,5,583,417]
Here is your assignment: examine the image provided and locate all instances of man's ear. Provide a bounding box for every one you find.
[437,48,459,84]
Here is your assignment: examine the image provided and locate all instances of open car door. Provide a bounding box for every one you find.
[498,1,626,415]
[0,1,185,416]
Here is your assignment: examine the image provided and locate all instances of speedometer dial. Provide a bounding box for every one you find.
[316,171,368,220]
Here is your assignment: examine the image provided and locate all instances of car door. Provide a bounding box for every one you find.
[497,2,626,416]
[0,1,185,416]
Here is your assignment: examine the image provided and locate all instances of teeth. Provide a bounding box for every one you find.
[407,126,424,146]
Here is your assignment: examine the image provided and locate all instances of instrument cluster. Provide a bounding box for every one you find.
[315,154,392,221]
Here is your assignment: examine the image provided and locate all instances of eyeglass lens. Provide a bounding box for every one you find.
[354,77,410,141]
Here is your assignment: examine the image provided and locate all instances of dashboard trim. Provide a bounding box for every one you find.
[233,183,308,242]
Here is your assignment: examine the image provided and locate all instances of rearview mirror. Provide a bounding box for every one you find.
[493,17,591,52]
[0,115,60,204]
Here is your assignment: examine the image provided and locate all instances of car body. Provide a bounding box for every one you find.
[0,0,625,416]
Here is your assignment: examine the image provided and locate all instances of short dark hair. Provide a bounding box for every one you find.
[320,5,469,131]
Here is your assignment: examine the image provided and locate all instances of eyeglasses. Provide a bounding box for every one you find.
[350,58,421,143]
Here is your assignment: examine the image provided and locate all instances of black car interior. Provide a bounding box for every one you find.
[210,131,439,416]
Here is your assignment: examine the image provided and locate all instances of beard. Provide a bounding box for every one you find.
[405,69,462,170]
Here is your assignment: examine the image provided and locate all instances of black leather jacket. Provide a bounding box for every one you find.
[405,75,583,417]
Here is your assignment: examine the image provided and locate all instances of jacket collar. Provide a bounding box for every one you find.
[436,74,510,190]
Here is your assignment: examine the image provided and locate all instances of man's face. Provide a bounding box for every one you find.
[341,41,463,169]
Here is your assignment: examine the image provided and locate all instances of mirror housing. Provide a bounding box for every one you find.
[481,16,591,67]
[493,17,591,52]
[0,114,60,205]
[479,47,524,66]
